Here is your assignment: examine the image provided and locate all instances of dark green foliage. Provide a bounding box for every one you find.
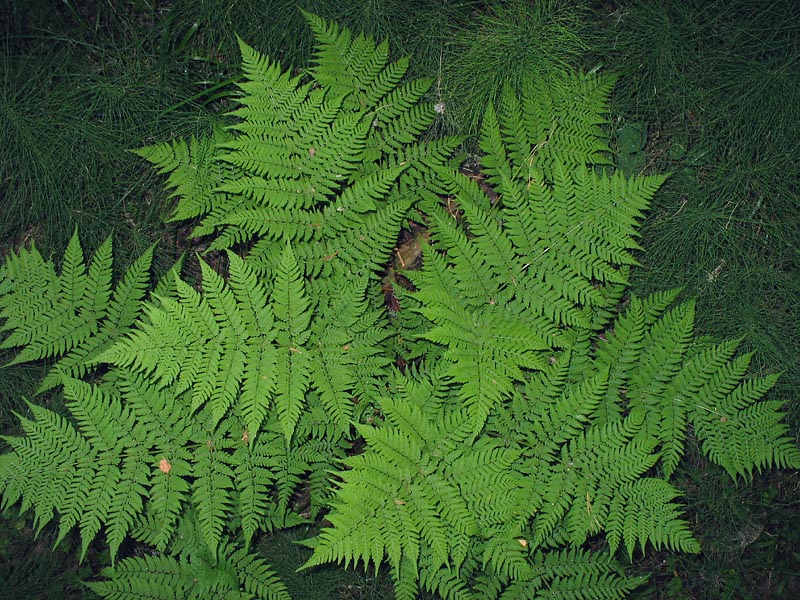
[0,12,797,600]
[442,0,593,137]
[596,5,800,592]
[601,0,800,408]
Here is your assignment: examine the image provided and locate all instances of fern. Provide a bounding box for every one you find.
[303,388,525,600]
[1,379,149,562]
[1,14,798,600]
[87,540,290,600]
[0,230,153,391]
[137,12,460,290]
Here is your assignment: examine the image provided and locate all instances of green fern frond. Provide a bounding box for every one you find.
[303,396,522,593]
[515,356,606,455]
[116,372,193,552]
[481,72,617,190]
[272,243,312,441]
[426,203,500,307]
[411,243,555,434]
[137,14,453,289]
[233,36,306,123]
[134,125,233,225]
[38,243,156,392]
[101,252,285,434]
[86,553,199,600]
[332,194,416,277]
[0,400,91,535]
[101,279,208,390]
[593,292,799,483]
[60,377,149,561]
[303,9,395,111]
[606,478,700,560]
[87,542,290,600]
[626,300,696,442]
[0,377,152,563]
[530,413,658,549]
[517,548,646,600]
[434,88,663,335]
[233,430,279,548]
[656,337,742,477]
[309,276,391,434]
[0,231,112,369]
[371,77,431,125]
[235,544,293,600]
[692,372,800,480]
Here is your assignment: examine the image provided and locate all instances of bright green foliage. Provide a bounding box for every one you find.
[134,10,460,287]
[0,14,797,600]
[302,74,799,598]
[303,387,525,597]
[0,230,153,391]
[595,296,800,481]
[100,247,314,440]
[86,540,290,600]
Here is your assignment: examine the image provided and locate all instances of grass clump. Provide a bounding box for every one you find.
[442,0,593,137]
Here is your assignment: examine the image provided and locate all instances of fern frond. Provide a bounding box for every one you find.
[373,102,436,151]
[606,478,700,560]
[38,244,156,392]
[1,231,110,367]
[656,337,741,477]
[117,372,193,552]
[63,377,151,561]
[626,300,696,442]
[233,36,306,125]
[234,544,292,600]
[308,276,386,434]
[86,553,198,600]
[134,125,233,224]
[692,372,800,480]
[272,243,312,441]
[371,78,431,124]
[522,358,606,455]
[102,253,282,433]
[332,194,415,277]
[233,430,279,548]
[303,9,399,112]
[1,376,153,564]
[415,249,552,433]
[0,401,91,534]
[426,203,499,307]
[530,412,659,549]
[304,395,523,597]
[87,542,290,600]
[515,548,646,600]
[101,283,206,390]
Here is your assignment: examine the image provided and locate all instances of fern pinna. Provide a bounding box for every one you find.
[1,14,798,600]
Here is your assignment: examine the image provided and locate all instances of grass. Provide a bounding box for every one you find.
[1,0,798,598]
[600,0,800,595]
[442,0,593,138]
[0,509,102,599]
[602,0,800,404]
